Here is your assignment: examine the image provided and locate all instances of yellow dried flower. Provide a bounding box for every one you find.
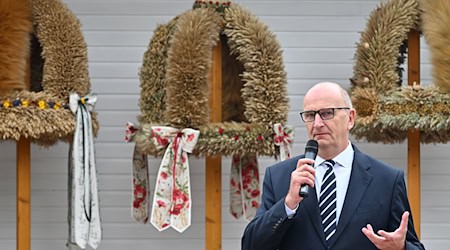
[3,100,10,108]
[54,102,61,110]
[38,100,46,109]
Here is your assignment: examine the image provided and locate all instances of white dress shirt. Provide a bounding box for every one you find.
[313,142,353,224]
[286,142,354,224]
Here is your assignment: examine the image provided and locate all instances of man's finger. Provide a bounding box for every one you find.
[362,224,382,242]
[377,229,392,240]
[296,159,315,168]
[399,211,409,232]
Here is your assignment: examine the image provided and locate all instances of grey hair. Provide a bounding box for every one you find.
[341,88,353,109]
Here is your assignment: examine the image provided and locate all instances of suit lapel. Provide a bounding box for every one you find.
[302,186,327,247]
[329,147,372,246]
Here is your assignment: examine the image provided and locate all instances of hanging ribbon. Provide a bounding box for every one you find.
[229,154,260,221]
[273,123,295,161]
[125,122,139,143]
[67,93,101,249]
[149,126,199,233]
[124,122,151,223]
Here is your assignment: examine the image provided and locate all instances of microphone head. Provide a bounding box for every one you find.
[305,139,318,154]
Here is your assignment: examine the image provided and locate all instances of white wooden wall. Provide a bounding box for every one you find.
[0,0,448,249]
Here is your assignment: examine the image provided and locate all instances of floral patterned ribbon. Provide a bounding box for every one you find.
[149,126,200,233]
[67,93,101,249]
[273,123,295,161]
[125,122,139,143]
[124,122,151,224]
[230,154,260,221]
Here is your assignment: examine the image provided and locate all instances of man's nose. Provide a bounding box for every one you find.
[313,113,324,126]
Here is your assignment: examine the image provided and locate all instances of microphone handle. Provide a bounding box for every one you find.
[299,183,310,197]
[298,140,319,198]
[299,151,316,197]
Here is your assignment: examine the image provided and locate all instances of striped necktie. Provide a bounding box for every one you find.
[319,160,337,245]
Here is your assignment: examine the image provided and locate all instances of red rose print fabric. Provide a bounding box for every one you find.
[230,154,260,221]
[273,123,294,161]
[149,126,199,233]
[131,144,150,223]
[124,122,151,223]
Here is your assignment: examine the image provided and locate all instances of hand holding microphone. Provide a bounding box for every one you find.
[299,140,318,198]
[285,139,318,209]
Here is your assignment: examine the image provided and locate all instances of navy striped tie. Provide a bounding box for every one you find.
[319,160,337,244]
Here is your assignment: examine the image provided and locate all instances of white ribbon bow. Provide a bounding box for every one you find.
[149,126,200,233]
[273,123,295,161]
[68,93,102,249]
[69,93,97,113]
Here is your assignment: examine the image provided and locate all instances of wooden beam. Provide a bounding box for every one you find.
[205,40,223,250]
[17,19,32,249]
[407,29,421,237]
[17,4,32,247]
[17,137,31,250]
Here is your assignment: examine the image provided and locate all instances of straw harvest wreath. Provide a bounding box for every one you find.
[1,0,102,248]
[0,0,98,145]
[126,0,293,231]
[350,0,450,144]
[133,1,290,157]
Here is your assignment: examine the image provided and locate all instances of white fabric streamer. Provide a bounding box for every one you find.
[68,93,102,249]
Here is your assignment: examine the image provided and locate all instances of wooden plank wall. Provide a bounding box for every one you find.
[0,0,448,249]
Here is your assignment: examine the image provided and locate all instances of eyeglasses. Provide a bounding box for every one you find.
[299,107,350,122]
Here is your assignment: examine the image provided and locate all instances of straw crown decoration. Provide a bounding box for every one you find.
[0,0,98,145]
[350,0,450,144]
[132,0,289,157]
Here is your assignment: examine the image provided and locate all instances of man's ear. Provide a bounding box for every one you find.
[348,108,356,130]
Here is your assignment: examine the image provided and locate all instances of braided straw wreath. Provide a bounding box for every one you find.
[133,1,289,157]
[0,0,98,146]
[350,0,450,144]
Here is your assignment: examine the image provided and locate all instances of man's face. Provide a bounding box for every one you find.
[302,86,355,154]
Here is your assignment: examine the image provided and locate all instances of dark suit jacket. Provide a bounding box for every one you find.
[242,145,425,250]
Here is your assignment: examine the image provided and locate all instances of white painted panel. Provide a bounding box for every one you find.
[0,0,447,249]
[64,1,379,16]
[84,31,153,46]
[91,78,141,94]
[277,31,362,48]
[95,94,139,111]
[88,47,147,62]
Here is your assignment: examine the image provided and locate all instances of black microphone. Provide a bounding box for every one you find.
[299,139,318,198]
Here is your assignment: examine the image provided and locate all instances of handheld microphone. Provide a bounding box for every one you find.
[299,139,318,198]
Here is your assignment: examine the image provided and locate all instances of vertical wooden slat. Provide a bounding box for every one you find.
[407,29,420,237]
[17,137,31,250]
[205,40,222,250]
[17,21,32,249]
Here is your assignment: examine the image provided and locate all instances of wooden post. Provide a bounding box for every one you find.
[17,137,31,250]
[205,40,222,250]
[407,29,421,237]
[17,32,32,249]
[17,4,32,246]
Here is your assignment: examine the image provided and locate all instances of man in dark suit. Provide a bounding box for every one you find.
[242,82,425,250]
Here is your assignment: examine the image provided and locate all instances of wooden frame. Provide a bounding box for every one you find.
[206,40,223,250]
[17,51,31,250]
[407,29,421,237]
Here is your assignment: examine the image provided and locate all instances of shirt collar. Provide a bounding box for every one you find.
[315,141,354,168]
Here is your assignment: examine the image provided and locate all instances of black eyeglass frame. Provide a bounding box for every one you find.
[299,107,350,122]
